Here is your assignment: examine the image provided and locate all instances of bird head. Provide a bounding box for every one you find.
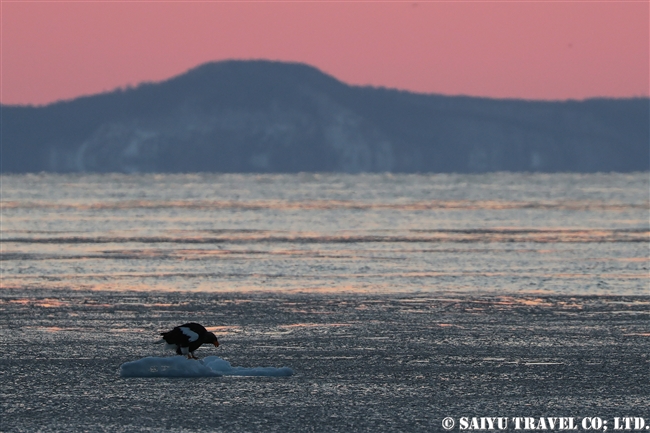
[206,332,219,347]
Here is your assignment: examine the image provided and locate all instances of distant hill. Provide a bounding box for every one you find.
[2,60,648,173]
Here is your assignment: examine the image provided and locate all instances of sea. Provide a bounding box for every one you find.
[2,172,648,295]
[1,173,649,432]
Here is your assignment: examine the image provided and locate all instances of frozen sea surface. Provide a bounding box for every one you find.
[1,291,648,432]
[1,173,648,431]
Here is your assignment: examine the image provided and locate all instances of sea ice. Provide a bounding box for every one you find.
[119,355,294,378]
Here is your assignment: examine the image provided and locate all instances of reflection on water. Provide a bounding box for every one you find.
[1,173,648,295]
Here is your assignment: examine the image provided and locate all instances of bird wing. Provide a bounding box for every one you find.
[161,327,191,346]
[182,323,208,334]
[178,326,200,342]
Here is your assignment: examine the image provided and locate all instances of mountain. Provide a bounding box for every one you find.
[2,60,648,173]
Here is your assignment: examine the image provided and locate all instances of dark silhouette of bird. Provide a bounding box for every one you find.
[157,323,219,359]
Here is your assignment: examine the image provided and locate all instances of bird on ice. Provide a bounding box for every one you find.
[157,323,219,359]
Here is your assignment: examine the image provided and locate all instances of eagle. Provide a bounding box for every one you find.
[158,323,219,359]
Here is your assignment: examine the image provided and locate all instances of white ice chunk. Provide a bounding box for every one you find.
[119,356,294,378]
[179,326,199,342]
[202,356,294,377]
[119,356,219,377]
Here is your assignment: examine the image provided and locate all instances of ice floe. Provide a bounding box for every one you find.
[119,355,294,378]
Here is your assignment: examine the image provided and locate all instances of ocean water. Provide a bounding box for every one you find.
[1,173,649,432]
[2,172,648,295]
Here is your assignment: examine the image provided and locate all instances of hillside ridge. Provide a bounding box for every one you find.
[2,60,648,173]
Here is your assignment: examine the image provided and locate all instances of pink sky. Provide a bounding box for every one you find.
[1,1,648,105]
